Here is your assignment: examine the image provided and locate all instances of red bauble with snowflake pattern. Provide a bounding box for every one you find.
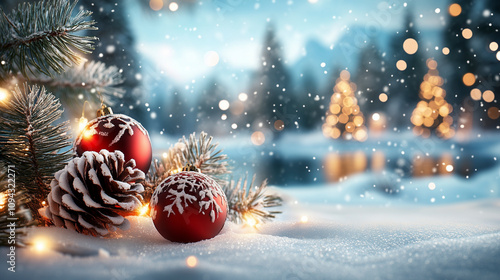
[151,171,228,243]
[75,114,152,173]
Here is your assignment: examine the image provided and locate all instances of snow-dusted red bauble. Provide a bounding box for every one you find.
[151,171,227,243]
[75,114,152,173]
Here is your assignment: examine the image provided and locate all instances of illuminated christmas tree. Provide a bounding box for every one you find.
[322,70,367,141]
[411,59,455,139]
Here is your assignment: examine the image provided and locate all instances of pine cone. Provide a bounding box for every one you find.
[45,150,145,236]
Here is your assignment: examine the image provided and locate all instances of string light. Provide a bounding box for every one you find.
[186,256,198,268]
[78,101,90,132]
[0,87,9,103]
[139,203,150,216]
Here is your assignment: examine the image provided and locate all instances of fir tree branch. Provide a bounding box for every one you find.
[0,84,72,223]
[179,132,230,180]
[224,175,282,226]
[19,60,124,113]
[0,0,97,78]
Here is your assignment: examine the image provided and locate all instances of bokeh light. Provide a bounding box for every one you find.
[442,47,450,55]
[219,100,230,110]
[169,2,179,12]
[489,42,498,52]
[149,0,163,11]
[462,28,473,39]
[470,88,482,101]
[251,131,265,145]
[487,107,500,119]
[482,90,495,103]
[449,3,462,17]
[204,51,220,67]
[396,60,407,71]
[462,73,475,86]
[186,256,198,268]
[403,38,418,55]
[379,93,388,102]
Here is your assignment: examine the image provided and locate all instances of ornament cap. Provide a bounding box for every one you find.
[182,164,200,172]
[97,104,113,117]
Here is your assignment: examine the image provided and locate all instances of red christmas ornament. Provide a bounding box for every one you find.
[75,113,152,173]
[151,171,227,243]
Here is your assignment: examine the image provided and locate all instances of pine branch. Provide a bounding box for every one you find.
[18,60,124,113]
[224,175,282,226]
[0,0,97,78]
[0,84,72,223]
[179,132,230,181]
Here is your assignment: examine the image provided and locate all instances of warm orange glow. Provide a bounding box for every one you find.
[490,42,499,52]
[426,59,438,70]
[396,60,407,71]
[82,129,94,139]
[339,70,350,81]
[0,192,6,209]
[149,0,163,11]
[251,131,265,145]
[300,215,308,223]
[139,204,150,216]
[379,93,388,102]
[78,117,88,132]
[462,28,473,39]
[470,88,482,101]
[403,38,419,55]
[448,3,462,17]
[442,47,450,55]
[487,107,500,119]
[483,90,495,103]
[186,256,198,268]
[0,87,9,103]
[462,73,475,86]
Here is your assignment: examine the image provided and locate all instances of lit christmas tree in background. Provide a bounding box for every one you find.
[411,59,455,139]
[322,70,367,142]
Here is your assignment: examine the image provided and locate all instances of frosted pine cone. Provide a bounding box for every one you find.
[45,150,145,236]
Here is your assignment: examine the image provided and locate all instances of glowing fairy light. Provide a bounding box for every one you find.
[428,182,436,190]
[470,88,482,101]
[186,256,198,268]
[243,213,258,228]
[372,113,381,121]
[139,203,150,216]
[300,216,309,223]
[482,90,495,103]
[489,42,498,52]
[0,87,8,102]
[78,117,88,132]
[32,238,50,253]
[442,47,450,55]
[0,192,6,209]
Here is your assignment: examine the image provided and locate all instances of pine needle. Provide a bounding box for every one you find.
[0,84,72,223]
[0,0,97,78]
[224,175,282,226]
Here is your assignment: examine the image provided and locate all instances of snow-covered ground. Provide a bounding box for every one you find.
[2,183,499,280]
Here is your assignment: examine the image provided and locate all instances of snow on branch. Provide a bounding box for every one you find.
[0,0,97,78]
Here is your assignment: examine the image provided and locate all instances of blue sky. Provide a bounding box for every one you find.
[125,0,450,83]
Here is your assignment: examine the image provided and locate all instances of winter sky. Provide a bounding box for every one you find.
[126,0,450,82]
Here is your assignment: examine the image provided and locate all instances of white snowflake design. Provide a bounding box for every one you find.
[151,172,226,223]
[75,114,149,147]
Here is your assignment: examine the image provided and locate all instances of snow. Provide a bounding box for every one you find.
[2,184,499,279]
